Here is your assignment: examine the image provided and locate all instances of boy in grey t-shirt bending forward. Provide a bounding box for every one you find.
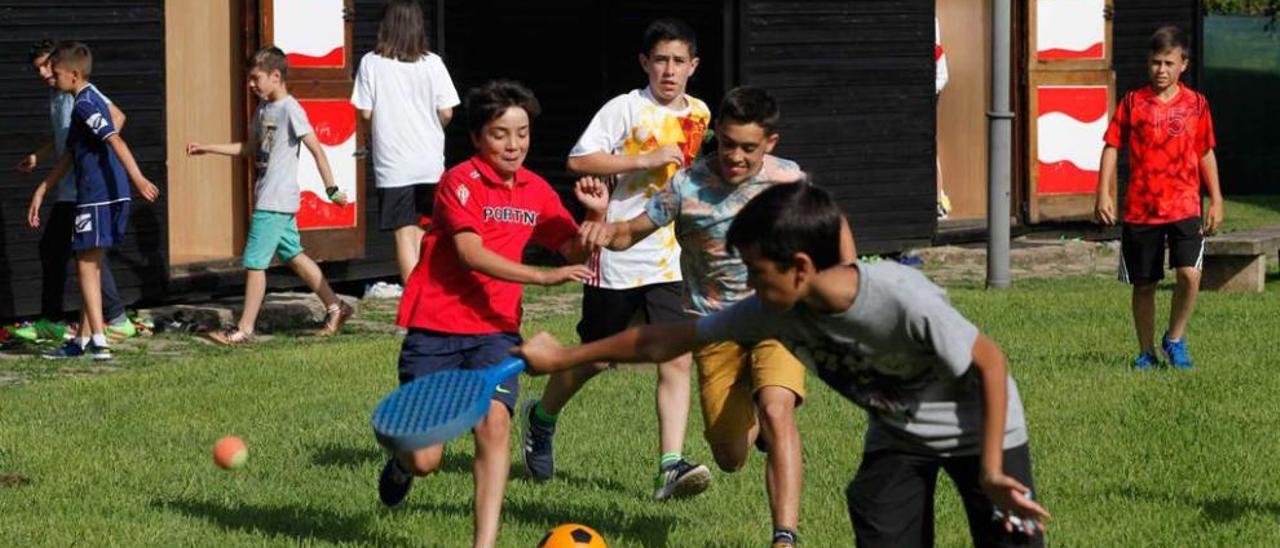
[519,183,1050,547]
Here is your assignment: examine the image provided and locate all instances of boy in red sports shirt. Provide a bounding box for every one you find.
[376,80,606,548]
[1095,26,1223,371]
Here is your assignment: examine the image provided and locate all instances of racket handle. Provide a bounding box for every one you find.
[491,356,526,381]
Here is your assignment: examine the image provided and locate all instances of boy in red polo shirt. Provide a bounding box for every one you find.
[377,79,606,548]
[1095,26,1223,371]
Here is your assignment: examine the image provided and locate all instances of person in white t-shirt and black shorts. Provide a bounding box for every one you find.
[351,0,460,282]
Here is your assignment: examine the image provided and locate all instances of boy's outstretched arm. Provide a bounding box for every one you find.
[301,134,349,206]
[517,321,701,375]
[1200,150,1224,234]
[453,232,592,286]
[1094,146,1119,225]
[108,103,126,132]
[186,142,246,157]
[106,135,159,202]
[972,333,1051,534]
[567,147,683,177]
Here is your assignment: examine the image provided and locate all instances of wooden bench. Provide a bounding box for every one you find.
[1202,224,1280,292]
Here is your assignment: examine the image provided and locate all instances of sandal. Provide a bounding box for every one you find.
[317,302,354,336]
[206,328,256,346]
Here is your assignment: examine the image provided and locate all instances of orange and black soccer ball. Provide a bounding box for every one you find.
[538,523,607,548]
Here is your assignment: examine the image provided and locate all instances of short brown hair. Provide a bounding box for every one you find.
[1150,26,1189,58]
[29,39,56,64]
[248,47,289,80]
[464,79,541,136]
[50,41,93,78]
[375,0,430,62]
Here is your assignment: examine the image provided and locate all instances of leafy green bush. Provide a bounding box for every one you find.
[1204,0,1278,16]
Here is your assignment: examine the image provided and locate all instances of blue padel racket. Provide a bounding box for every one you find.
[371,356,526,452]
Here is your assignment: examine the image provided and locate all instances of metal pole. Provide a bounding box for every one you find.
[987,0,1013,289]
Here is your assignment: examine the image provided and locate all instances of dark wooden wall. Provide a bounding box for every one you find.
[0,0,167,319]
[739,0,937,255]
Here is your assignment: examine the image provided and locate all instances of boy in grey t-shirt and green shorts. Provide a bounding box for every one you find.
[519,183,1052,547]
[187,47,354,344]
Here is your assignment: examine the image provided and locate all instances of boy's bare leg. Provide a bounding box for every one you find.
[287,254,339,307]
[539,362,610,414]
[473,401,511,548]
[757,386,801,534]
[397,445,444,476]
[238,270,267,334]
[394,225,426,283]
[1168,267,1201,340]
[78,309,91,340]
[1131,283,1158,354]
[76,249,106,336]
[656,353,694,456]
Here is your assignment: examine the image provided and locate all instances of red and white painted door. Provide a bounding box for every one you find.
[258,0,365,260]
[1026,0,1114,222]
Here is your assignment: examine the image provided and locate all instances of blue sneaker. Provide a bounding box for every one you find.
[521,399,556,481]
[43,341,86,360]
[86,342,113,361]
[1162,334,1193,370]
[1132,351,1159,371]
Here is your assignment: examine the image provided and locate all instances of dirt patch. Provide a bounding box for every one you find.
[914,238,1121,285]
[0,473,32,488]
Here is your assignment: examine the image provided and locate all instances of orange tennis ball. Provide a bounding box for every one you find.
[213,435,248,470]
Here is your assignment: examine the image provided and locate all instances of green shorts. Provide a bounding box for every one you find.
[243,210,304,270]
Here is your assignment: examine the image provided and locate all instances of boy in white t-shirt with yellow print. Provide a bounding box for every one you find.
[521,18,712,502]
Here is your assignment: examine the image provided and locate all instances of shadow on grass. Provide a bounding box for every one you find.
[420,498,677,547]
[1113,486,1280,523]
[309,442,636,495]
[153,497,401,545]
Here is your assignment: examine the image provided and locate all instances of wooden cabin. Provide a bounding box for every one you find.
[0,0,1202,320]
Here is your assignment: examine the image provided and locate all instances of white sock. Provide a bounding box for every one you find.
[91,334,109,347]
[75,336,90,348]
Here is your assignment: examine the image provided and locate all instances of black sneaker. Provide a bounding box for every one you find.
[522,399,556,481]
[654,459,712,500]
[378,457,413,507]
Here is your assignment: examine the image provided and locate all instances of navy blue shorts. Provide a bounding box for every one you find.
[397,330,521,413]
[71,201,129,252]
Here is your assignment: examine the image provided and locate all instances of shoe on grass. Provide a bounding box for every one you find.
[206,328,256,346]
[318,302,354,336]
[378,457,414,507]
[86,342,113,361]
[1162,333,1193,370]
[1132,351,1159,371]
[107,319,138,342]
[522,399,556,481]
[654,458,712,500]
[43,340,86,360]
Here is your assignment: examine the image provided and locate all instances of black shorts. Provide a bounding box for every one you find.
[1119,218,1204,285]
[576,282,687,343]
[847,444,1041,548]
[378,183,435,231]
[397,329,521,414]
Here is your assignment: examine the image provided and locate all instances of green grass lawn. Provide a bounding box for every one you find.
[3,277,1280,546]
[1220,194,1280,233]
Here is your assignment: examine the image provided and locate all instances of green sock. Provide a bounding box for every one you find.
[660,452,682,470]
[533,401,559,424]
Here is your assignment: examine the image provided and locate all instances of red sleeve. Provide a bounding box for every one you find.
[433,168,484,236]
[1197,95,1216,156]
[530,182,580,252]
[1103,93,1129,148]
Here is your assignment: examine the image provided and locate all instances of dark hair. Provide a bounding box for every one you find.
[376,0,430,62]
[464,79,541,135]
[727,182,844,270]
[641,18,697,57]
[1150,26,1189,58]
[29,39,56,63]
[718,86,781,135]
[50,41,92,78]
[248,47,289,80]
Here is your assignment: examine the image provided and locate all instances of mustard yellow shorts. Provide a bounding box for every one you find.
[694,339,806,446]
